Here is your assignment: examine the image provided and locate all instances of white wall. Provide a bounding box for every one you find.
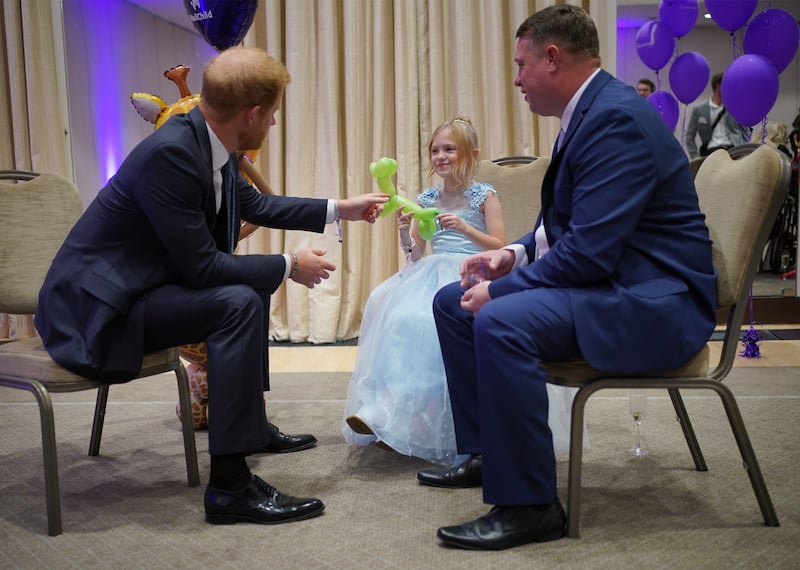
[62,0,216,207]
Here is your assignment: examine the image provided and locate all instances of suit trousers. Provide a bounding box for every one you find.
[432,282,581,505]
[141,283,271,456]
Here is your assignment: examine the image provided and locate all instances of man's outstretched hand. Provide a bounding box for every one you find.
[337,193,389,223]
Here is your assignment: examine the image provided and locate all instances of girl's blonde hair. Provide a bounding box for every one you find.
[426,116,480,188]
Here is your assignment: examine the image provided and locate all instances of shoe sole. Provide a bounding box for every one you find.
[346,416,375,435]
[437,528,566,550]
[206,504,325,525]
[252,439,318,454]
[417,476,481,489]
[256,440,317,453]
[375,440,396,453]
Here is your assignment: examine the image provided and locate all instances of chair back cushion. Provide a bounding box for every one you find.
[0,173,83,314]
[475,158,549,243]
[694,145,790,309]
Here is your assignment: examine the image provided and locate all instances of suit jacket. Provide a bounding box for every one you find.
[685,99,748,158]
[489,70,717,374]
[35,107,327,381]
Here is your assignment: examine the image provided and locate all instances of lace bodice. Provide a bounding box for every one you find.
[416,181,496,255]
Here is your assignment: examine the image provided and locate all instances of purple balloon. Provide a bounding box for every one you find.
[647,91,679,131]
[705,0,758,32]
[669,51,710,104]
[743,8,800,74]
[183,0,259,52]
[635,21,676,71]
[658,0,699,38]
[722,54,779,127]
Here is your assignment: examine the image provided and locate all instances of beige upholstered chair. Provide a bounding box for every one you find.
[0,170,199,536]
[689,155,705,179]
[542,145,789,537]
[474,156,549,243]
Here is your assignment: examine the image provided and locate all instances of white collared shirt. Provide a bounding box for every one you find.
[505,68,602,268]
[205,122,229,214]
[203,122,337,280]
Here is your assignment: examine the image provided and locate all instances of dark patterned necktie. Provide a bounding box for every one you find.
[219,158,237,253]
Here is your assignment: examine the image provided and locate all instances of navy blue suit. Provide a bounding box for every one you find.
[35,107,328,455]
[433,70,717,506]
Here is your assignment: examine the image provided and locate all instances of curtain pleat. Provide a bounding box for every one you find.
[1,0,71,339]
[248,0,583,343]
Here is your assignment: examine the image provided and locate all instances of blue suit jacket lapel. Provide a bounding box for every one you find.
[540,70,613,247]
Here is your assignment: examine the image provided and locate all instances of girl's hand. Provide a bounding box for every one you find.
[436,212,465,234]
[397,210,413,232]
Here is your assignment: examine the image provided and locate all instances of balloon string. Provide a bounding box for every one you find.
[680,105,687,145]
[739,287,761,358]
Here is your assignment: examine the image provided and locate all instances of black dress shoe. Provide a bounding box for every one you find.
[205,474,325,525]
[249,423,317,454]
[417,454,482,488]
[437,500,567,550]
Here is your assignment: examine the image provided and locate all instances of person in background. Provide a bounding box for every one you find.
[752,121,793,160]
[636,78,654,98]
[685,72,749,158]
[35,46,388,527]
[422,5,716,550]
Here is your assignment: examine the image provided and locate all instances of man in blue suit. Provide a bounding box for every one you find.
[35,47,387,526]
[418,5,716,550]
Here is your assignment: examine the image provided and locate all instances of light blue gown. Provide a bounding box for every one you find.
[342,182,581,466]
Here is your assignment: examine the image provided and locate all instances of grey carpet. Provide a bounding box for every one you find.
[1,370,799,569]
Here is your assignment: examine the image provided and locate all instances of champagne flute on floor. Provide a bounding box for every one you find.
[629,391,649,456]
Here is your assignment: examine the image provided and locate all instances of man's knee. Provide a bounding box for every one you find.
[219,285,266,323]
[433,281,463,317]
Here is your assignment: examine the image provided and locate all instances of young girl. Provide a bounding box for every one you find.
[342,117,505,466]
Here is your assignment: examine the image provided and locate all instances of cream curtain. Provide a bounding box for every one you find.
[240,0,610,343]
[0,0,71,339]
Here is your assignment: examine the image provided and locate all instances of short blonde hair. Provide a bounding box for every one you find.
[426,116,480,188]
[201,47,290,121]
[752,122,788,147]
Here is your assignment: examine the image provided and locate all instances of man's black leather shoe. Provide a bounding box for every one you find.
[249,423,317,454]
[437,500,567,550]
[205,475,325,525]
[417,454,482,488]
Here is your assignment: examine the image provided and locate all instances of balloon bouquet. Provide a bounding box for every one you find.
[635,0,798,140]
[637,1,799,359]
[129,0,262,429]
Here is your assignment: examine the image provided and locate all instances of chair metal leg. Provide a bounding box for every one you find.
[710,382,780,527]
[667,388,708,471]
[89,385,109,456]
[174,363,200,487]
[26,381,63,536]
[565,385,593,538]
